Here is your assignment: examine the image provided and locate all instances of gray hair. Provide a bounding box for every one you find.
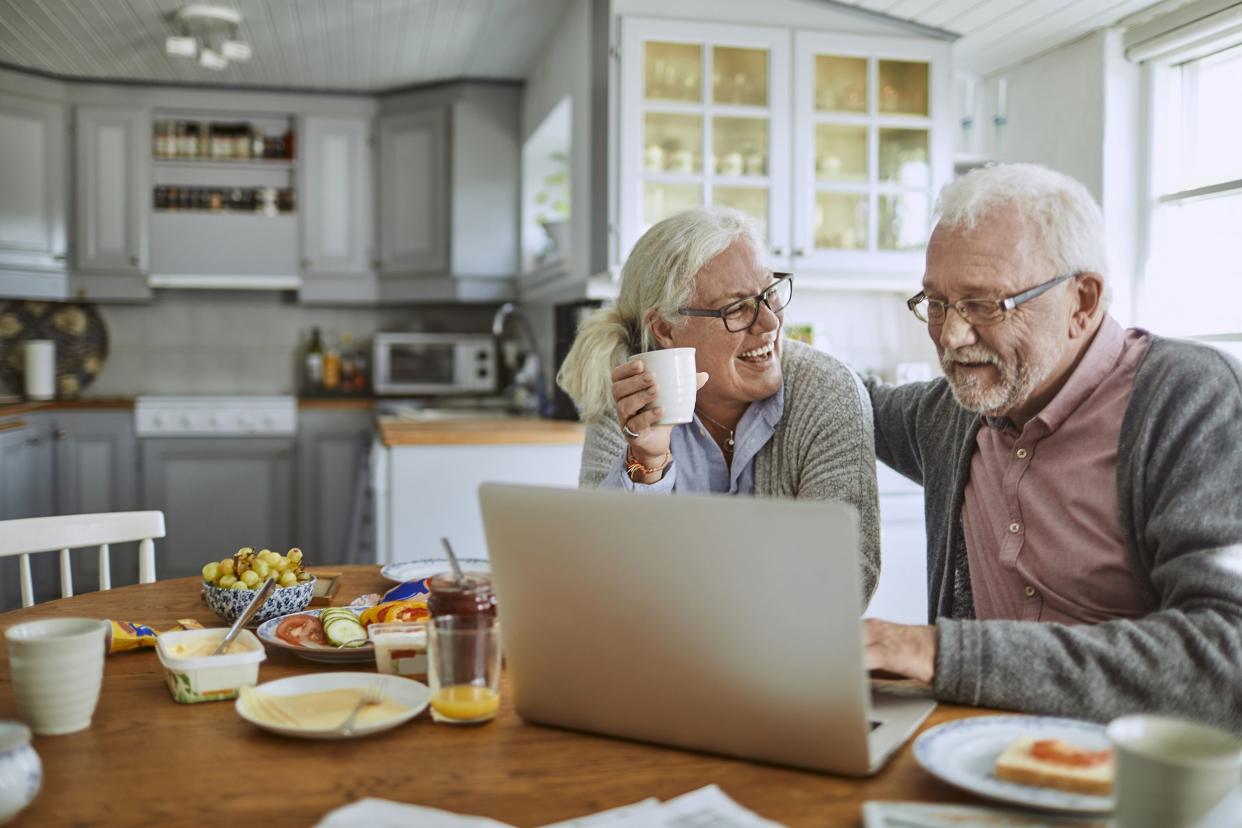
[935,163,1109,305]
[556,206,763,422]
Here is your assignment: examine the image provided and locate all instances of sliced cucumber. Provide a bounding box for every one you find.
[322,612,367,648]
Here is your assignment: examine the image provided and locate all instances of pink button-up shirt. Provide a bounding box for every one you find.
[961,316,1152,624]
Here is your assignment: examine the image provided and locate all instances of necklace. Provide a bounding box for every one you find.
[695,408,736,452]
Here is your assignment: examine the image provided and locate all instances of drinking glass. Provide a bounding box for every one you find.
[427,614,502,725]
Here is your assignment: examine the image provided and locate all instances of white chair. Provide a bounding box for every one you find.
[0,512,166,607]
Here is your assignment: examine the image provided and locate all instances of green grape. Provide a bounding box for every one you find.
[240,570,261,588]
[218,574,238,589]
[202,562,220,582]
[252,559,271,579]
[271,557,288,574]
[296,570,312,582]
[218,558,235,575]
[229,580,250,591]
[278,570,298,588]
[286,548,303,565]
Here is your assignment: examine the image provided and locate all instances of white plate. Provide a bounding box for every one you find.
[256,608,374,664]
[380,557,491,584]
[913,715,1114,814]
[235,672,429,740]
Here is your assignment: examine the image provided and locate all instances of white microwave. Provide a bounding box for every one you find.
[372,333,497,396]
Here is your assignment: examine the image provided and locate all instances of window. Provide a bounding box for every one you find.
[1143,41,1242,359]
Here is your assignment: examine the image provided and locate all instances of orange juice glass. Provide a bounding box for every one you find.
[427,615,501,724]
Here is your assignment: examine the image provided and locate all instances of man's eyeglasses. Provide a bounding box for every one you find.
[906,272,1077,328]
[678,273,794,333]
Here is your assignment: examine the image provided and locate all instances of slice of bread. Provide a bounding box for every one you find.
[994,736,1115,796]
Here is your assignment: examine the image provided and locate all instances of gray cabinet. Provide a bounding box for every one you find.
[74,106,149,277]
[0,93,67,299]
[297,409,371,565]
[140,438,295,579]
[299,114,375,303]
[0,414,55,611]
[378,106,449,277]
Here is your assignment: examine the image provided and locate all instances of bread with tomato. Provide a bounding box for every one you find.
[994,737,1114,796]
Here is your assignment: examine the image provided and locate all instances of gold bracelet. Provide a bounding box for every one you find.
[626,449,671,479]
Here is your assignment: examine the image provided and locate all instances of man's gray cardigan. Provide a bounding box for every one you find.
[580,340,882,602]
[869,334,1242,733]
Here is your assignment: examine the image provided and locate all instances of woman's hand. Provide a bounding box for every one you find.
[611,359,708,467]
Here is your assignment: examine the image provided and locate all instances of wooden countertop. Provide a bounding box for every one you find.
[0,397,135,417]
[378,416,585,447]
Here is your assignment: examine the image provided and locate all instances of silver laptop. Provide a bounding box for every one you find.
[478,483,936,776]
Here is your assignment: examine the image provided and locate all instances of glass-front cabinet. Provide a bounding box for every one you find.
[793,32,950,276]
[617,18,951,285]
[619,18,791,270]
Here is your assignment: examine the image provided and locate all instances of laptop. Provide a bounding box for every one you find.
[478,483,936,776]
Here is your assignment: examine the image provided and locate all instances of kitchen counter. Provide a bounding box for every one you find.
[0,397,135,417]
[377,416,584,447]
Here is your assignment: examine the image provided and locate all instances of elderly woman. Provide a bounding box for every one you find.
[557,207,881,601]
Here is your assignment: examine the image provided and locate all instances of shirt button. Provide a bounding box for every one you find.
[1016,448,1028,459]
[1008,522,1022,534]
[1024,585,1038,598]
[699,429,707,438]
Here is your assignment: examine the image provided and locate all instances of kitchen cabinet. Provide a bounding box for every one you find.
[73,105,149,280]
[139,438,295,579]
[0,414,55,610]
[617,17,951,285]
[865,462,928,625]
[297,409,372,565]
[0,92,67,299]
[377,83,520,302]
[299,114,375,303]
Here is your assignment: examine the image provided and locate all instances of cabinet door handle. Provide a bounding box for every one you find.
[25,437,43,447]
[794,248,806,257]
[52,253,67,262]
[771,246,784,257]
[55,429,67,440]
[129,255,141,266]
[301,258,312,269]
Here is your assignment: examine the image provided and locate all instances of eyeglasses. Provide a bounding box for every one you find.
[678,273,794,333]
[906,272,1077,327]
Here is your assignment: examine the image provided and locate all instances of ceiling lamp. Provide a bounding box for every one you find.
[165,4,252,71]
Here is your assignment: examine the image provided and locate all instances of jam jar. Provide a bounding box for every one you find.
[427,572,496,619]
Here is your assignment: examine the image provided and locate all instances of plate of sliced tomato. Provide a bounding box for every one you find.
[256,608,375,664]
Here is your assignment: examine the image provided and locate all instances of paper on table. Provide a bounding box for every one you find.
[315,785,784,828]
[862,801,1109,828]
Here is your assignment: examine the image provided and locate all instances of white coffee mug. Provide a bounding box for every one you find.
[1108,714,1242,828]
[627,347,697,425]
[5,619,108,736]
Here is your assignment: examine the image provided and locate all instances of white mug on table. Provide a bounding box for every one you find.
[627,347,697,425]
[5,618,108,736]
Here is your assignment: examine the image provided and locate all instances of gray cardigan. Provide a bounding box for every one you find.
[869,334,1242,732]
[579,340,882,601]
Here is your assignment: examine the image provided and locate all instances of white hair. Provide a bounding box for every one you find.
[935,163,1110,305]
[556,206,763,422]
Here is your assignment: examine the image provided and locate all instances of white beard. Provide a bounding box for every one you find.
[940,339,1060,418]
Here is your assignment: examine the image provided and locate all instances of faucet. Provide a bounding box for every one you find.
[492,302,550,416]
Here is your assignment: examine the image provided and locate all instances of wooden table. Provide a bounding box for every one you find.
[0,566,989,826]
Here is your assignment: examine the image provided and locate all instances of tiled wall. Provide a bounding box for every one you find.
[83,294,499,396]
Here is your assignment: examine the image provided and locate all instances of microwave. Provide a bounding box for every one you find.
[372,333,497,396]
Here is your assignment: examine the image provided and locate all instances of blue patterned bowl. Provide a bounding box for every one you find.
[202,577,316,625]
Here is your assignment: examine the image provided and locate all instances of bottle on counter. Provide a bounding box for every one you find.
[305,327,324,393]
[339,333,356,393]
[322,330,341,392]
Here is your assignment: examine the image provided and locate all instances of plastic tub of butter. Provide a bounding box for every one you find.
[157,628,266,703]
[369,622,427,679]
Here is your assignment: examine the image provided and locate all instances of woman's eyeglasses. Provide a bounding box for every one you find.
[678,273,794,333]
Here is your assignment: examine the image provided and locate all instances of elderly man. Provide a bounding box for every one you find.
[864,162,1242,732]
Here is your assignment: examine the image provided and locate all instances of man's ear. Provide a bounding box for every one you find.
[1069,272,1104,337]
[645,308,677,349]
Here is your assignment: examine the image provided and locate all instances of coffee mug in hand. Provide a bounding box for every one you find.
[1107,714,1242,828]
[5,619,108,736]
[627,347,697,425]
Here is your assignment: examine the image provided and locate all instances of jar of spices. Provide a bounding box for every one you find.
[427,572,496,619]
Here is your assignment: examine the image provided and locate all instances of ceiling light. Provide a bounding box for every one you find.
[220,40,251,62]
[198,48,228,71]
[165,36,197,57]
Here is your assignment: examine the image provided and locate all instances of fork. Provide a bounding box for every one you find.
[337,679,386,736]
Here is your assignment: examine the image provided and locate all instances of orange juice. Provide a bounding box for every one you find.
[430,685,499,722]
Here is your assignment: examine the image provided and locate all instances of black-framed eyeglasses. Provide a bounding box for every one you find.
[906,272,1077,327]
[678,273,794,333]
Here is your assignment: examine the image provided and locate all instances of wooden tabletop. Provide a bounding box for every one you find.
[0,566,989,827]
[378,417,585,447]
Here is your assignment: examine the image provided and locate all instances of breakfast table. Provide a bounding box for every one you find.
[0,565,994,826]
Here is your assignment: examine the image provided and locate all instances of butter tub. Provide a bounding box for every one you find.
[156,628,266,703]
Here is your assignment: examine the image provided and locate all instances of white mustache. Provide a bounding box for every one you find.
[940,347,1002,371]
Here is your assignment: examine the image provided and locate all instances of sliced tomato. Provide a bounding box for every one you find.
[387,605,430,623]
[1030,739,1112,768]
[275,614,327,646]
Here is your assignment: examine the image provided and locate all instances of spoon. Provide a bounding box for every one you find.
[213,576,276,656]
[440,537,466,586]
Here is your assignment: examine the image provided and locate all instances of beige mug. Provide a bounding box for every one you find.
[6,619,108,736]
[1107,714,1242,828]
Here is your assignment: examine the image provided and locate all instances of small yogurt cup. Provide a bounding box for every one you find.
[369,622,428,679]
[156,628,266,704]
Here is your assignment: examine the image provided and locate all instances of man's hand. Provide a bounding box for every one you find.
[864,619,938,685]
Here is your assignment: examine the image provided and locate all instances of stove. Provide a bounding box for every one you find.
[134,396,297,437]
